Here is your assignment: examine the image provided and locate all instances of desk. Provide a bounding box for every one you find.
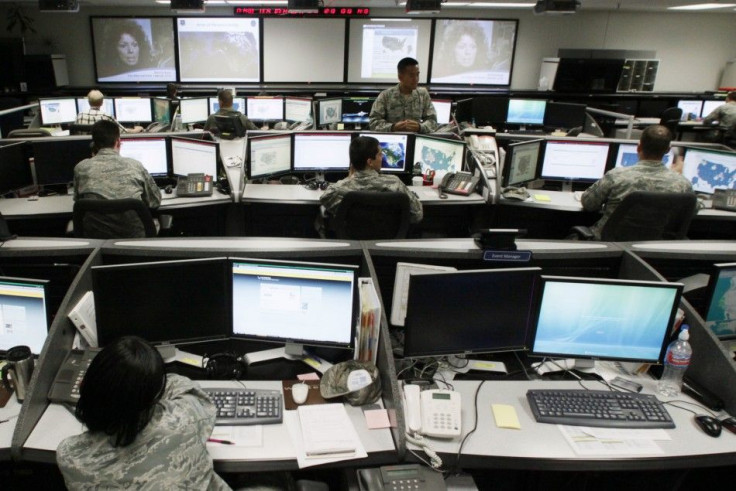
[22,380,397,472]
[0,396,22,461]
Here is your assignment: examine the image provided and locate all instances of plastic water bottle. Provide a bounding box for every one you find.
[657,325,692,397]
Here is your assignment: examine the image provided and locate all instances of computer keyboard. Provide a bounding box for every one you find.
[526,389,675,429]
[510,129,547,135]
[204,388,283,426]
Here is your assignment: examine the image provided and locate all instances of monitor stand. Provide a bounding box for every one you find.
[446,355,507,374]
[561,181,574,193]
[242,343,333,373]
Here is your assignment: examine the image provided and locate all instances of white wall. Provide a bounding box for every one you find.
[3,5,734,91]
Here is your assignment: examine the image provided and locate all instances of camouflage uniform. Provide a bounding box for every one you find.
[368,84,438,134]
[320,168,424,224]
[204,107,258,133]
[57,374,230,490]
[73,148,162,238]
[703,101,736,139]
[581,160,693,239]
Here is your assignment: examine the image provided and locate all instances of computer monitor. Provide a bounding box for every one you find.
[540,140,611,186]
[38,98,78,125]
[0,276,49,355]
[682,147,736,194]
[231,258,358,365]
[32,138,93,186]
[403,267,540,359]
[246,97,284,122]
[247,133,293,180]
[454,98,473,124]
[613,143,676,170]
[543,102,587,130]
[529,275,683,366]
[506,99,547,126]
[284,97,313,123]
[677,100,704,121]
[432,99,453,126]
[151,97,171,124]
[170,137,219,177]
[113,97,153,123]
[208,96,246,114]
[341,97,374,125]
[292,132,351,173]
[501,139,542,188]
[214,115,246,140]
[553,58,625,93]
[178,97,209,125]
[0,142,33,195]
[413,134,465,175]
[472,97,508,127]
[317,98,343,126]
[704,263,736,340]
[701,100,723,118]
[92,258,230,347]
[76,97,116,118]
[118,137,168,176]
[358,132,409,174]
[637,99,669,118]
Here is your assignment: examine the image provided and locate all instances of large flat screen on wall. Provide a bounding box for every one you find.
[177,17,260,82]
[430,19,517,86]
[91,17,176,83]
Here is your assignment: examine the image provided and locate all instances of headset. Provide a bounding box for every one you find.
[202,352,247,380]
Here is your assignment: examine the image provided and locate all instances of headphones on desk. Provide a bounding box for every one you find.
[202,352,247,380]
[305,180,329,191]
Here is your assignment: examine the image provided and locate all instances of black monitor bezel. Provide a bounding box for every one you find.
[357,131,412,175]
[32,137,94,186]
[703,262,736,340]
[543,101,587,130]
[38,97,79,126]
[501,138,543,188]
[316,97,343,127]
[246,96,285,122]
[341,97,374,124]
[539,139,612,184]
[413,133,467,175]
[292,131,352,173]
[0,141,33,195]
[177,97,210,125]
[0,276,50,356]
[169,136,221,178]
[246,133,293,180]
[505,98,547,127]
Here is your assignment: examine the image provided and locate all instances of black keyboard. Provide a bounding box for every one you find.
[204,388,283,426]
[526,389,675,429]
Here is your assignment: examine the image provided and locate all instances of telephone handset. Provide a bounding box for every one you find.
[145,122,170,133]
[403,384,462,439]
[712,189,736,211]
[439,171,480,198]
[357,464,446,491]
[176,173,213,197]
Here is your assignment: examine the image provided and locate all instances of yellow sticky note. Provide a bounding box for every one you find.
[533,194,551,202]
[492,404,521,429]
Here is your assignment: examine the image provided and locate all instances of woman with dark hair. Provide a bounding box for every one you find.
[100,20,153,78]
[432,21,491,81]
[56,336,230,490]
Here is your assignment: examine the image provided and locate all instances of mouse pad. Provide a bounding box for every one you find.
[282,380,326,410]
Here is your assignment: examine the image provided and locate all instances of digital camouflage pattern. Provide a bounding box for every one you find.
[369,84,438,134]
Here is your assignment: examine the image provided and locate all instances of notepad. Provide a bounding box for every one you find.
[492,404,521,429]
[532,194,551,202]
[298,404,358,458]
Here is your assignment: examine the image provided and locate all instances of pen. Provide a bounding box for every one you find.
[207,438,234,445]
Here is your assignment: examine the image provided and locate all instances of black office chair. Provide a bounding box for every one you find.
[659,107,683,138]
[329,191,411,240]
[570,191,697,241]
[68,123,94,135]
[6,128,52,138]
[71,196,172,239]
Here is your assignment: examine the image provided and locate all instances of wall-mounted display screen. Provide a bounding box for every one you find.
[92,17,176,83]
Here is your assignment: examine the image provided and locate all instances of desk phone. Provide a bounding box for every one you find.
[439,171,479,197]
[48,349,100,405]
[357,464,446,491]
[177,174,213,197]
[404,384,462,438]
[712,189,736,212]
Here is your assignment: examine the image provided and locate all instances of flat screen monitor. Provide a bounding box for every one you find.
[682,147,736,194]
[170,137,219,177]
[506,99,547,126]
[341,98,374,124]
[39,98,78,125]
[92,258,230,347]
[284,97,313,123]
[502,139,542,188]
[677,100,704,121]
[317,98,342,126]
[637,99,669,118]
[0,142,33,195]
[178,97,209,125]
[432,99,452,125]
[0,276,49,355]
[292,132,351,172]
[246,97,284,122]
[358,132,409,174]
[76,97,116,118]
[151,98,170,124]
[430,19,518,86]
[208,96,245,114]
[32,138,93,186]
[553,58,625,93]
[403,267,539,358]
[231,258,358,355]
[113,97,153,123]
[613,143,676,170]
[91,17,176,83]
[704,262,736,339]
[413,134,465,175]
[543,102,587,130]
[540,140,610,183]
[118,137,168,176]
[529,276,683,365]
[247,133,293,180]
[472,97,508,127]
[177,17,260,82]
[454,98,473,124]
[701,100,723,119]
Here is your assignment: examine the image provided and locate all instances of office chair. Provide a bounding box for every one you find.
[68,123,94,135]
[570,191,697,241]
[329,191,411,240]
[71,196,173,239]
[6,128,52,138]
[659,107,683,139]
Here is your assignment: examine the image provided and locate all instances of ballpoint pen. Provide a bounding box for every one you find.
[207,438,234,445]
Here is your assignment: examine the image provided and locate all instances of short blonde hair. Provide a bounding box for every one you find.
[87,90,104,108]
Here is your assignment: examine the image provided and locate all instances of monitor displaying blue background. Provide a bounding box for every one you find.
[506,99,547,125]
[705,263,736,339]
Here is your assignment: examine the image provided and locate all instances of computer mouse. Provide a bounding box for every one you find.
[291,382,309,405]
[694,415,722,437]
[164,185,173,195]
[720,416,736,434]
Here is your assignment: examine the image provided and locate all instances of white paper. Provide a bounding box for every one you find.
[559,425,665,456]
[208,425,263,447]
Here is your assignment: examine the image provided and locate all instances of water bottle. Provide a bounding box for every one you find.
[657,325,692,397]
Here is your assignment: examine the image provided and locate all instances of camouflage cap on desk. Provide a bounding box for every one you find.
[320,360,381,406]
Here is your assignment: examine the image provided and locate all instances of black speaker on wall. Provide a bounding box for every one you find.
[38,0,79,12]
[170,0,205,9]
